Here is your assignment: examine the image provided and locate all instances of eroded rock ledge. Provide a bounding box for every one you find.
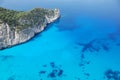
[0,7,60,50]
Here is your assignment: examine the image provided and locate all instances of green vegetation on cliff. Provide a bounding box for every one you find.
[0,7,55,31]
[0,7,21,26]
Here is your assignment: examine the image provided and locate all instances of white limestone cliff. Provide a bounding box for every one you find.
[0,9,60,50]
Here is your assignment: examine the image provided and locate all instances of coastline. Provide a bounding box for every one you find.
[0,8,60,50]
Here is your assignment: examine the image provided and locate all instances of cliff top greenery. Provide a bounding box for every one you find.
[0,7,21,26]
[0,7,55,31]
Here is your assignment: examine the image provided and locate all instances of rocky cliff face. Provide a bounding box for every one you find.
[0,8,60,50]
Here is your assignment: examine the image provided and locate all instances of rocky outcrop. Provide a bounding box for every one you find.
[0,8,60,50]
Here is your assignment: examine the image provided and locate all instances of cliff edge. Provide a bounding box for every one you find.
[0,7,60,50]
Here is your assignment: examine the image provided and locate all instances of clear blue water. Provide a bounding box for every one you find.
[0,0,120,80]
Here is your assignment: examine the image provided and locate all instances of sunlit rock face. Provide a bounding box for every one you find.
[0,7,60,50]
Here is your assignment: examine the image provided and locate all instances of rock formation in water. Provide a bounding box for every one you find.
[39,62,64,80]
[104,69,120,80]
[77,38,111,52]
[0,7,60,50]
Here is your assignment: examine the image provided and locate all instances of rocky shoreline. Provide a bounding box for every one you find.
[0,8,60,50]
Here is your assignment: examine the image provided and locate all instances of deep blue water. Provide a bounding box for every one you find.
[0,0,120,80]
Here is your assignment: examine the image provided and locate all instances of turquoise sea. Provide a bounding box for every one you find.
[0,0,120,80]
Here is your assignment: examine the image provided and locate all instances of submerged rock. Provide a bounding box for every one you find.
[77,38,111,52]
[0,55,13,61]
[117,43,120,46]
[50,62,55,68]
[104,69,120,80]
[47,69,64,78]
[77,39,100,52]
[0,7,60,50]
[48,69,58,78]
[39,71,46,74]
[57,69,63,76]
[39,62,64,79]
[8,75,15,80]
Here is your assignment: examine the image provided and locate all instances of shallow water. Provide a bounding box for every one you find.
[0,0,120,80]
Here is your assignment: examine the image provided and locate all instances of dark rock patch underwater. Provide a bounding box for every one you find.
[104,69,120,80]
[39,62,64,80]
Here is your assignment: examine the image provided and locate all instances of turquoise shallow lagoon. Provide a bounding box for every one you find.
[0,0,120,80]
